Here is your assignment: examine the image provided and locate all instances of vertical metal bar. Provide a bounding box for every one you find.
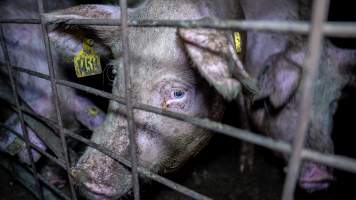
[0,25,44,200]
[281,1,330,200]
[119,0,141,199]
[36,1,78,199]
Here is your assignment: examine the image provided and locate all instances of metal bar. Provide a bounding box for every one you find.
[42,17,356,38]
[12,65,126,102]
[36,1,77,199]
[0,155,70,200]
[0,19,41,24]
[2,18,356,38]
[0,124,66,169]
[10,65,356,174]
[282,1,330,200]
[64,128,213,200]
[119,0,141,199]
[0,24,45,200]
[37,174,71,200]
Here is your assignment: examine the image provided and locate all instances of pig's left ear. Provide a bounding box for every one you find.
[44,5,122,43]
[178,28,258,101]
[43,5,124,62]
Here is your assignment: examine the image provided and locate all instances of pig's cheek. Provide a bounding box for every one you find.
[137,134,162,168]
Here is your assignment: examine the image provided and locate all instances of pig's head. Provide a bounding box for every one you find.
[46,1,247,199]
[249,42,355,192]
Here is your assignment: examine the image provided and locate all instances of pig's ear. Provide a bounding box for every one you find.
[44,5,121,61]
[256,54,301,108]
[178,28,257,101]
[44,5,122,43]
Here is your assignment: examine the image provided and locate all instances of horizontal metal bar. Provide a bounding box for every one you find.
[0,124,66,169]
[0,18,41,24]
[64,128,213,200]
[0,155,70,200]
[0,95,67,169]
[282,0,330,199]
[134,102,356,174]
[37,173,71,200]
[1,18,356,38]
[11,66,127,104]
[0,23,44,200]
[11,65,356,174]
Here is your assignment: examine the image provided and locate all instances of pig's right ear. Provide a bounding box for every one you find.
[44,5,122,60]
[255,54,301,109]
[178,28,257,101]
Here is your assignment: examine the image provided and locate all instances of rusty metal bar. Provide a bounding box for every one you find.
[119,0,141,199]
[36,1,77,199]
[282,1,331,200]
[10,65,356,174]
[0,24,45,200]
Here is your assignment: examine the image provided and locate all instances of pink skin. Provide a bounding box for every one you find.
[0,0,106,165]
[45,1,244,199]
[241,0,356,192]
[299,161,334,192]
[72,95,106,131]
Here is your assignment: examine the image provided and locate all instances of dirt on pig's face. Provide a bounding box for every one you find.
[73,27,224,200]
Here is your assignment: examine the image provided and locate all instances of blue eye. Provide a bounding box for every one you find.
[173,90,185,99]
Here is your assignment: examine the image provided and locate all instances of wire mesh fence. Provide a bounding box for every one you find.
[0,0,356,200]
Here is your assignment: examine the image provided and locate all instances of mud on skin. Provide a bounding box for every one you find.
[43,0,257,199]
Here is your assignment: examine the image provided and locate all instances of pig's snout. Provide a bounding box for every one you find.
[73,150,132,200]
[298,161,333,192]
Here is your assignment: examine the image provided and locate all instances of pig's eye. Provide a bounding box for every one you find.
[172,89,185,99]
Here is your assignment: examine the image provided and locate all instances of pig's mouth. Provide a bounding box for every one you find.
[298,172,334,192]
[298,178,333,192]
[79,182,129,200]
[296,161,334,192]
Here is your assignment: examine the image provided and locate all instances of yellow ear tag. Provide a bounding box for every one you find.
[88,106,98,116]
[74,38,102,78]
[233,32,242,53]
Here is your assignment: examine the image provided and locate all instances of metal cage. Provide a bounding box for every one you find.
[1,0,356,200]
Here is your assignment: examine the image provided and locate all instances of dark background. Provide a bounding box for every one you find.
[1,0,356,199]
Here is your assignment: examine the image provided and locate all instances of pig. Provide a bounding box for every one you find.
[196,0,356,192]
[0,0,107,164]
[44,0,255,199]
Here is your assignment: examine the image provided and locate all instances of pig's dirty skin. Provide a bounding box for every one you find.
[240,0,356,192]
[0,0,106,164]
[45,0,248,199]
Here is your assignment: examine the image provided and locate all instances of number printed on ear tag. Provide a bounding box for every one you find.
[74,38,102,78]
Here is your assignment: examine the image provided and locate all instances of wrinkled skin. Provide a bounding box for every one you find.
[0,0,106,164]
[240,0,356,192]
[45,0,251,199]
